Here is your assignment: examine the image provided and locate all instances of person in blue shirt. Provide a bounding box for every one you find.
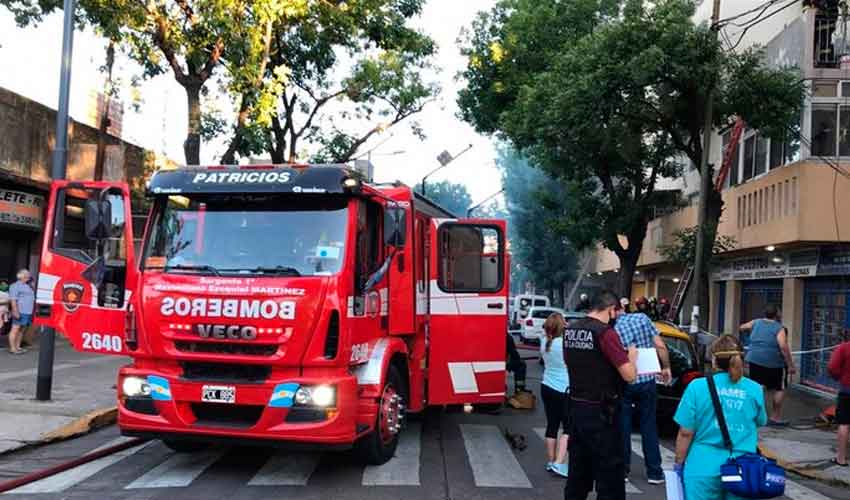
[540,312,569,478]
[614,313,671,485]
[739,304,797,426]
[673,334,767,500]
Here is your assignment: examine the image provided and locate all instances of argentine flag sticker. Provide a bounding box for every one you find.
[269,383,299,408]
[147,375,172,401]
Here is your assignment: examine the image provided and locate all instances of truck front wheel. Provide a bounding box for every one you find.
[355,364,407,465]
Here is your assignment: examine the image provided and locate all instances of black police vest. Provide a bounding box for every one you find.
[563,317,624,402]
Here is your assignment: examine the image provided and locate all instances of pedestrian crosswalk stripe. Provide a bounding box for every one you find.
[782,479,833,500]
[629,434,676,468]
[125,447,225,489]
[247,451,321,486]
[6,437,150,494]
[535,428,643,494]
[460,424,532,488]
[362,422,422,486]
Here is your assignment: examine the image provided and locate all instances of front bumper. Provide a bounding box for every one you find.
[117,366,362,446]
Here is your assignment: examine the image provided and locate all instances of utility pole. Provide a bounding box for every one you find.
[37,0,77,401]
[691,0,722,334]
[466,188,504,217]
[94,41,116,181]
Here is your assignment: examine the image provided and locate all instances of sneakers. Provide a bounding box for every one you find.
[550,463,568,478]
[647,477,665,485]
[546,462,554,472]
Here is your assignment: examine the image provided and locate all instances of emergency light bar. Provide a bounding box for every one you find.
[146,164,362,196]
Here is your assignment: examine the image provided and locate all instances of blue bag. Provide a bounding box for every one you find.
[707,374,786,499]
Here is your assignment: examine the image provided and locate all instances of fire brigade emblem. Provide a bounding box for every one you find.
[61,282,85,313]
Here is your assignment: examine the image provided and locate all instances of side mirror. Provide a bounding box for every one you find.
[383,207,407,247]
[84,198,112,240]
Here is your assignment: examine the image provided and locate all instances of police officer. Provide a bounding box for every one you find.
[563,290,638,500]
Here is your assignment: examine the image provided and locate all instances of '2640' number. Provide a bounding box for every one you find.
[82,332,123,353]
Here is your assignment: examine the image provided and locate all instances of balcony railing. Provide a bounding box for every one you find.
[815,14,839,68]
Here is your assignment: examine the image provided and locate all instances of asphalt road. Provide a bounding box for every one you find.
[0,401,847,500]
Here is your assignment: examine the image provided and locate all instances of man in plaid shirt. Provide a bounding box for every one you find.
[614,312,671,485]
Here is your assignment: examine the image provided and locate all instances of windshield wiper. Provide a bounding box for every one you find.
[249,265,302,276]
[164,264,221,276]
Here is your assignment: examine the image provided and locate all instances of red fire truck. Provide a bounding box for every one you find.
[34,165,508,464]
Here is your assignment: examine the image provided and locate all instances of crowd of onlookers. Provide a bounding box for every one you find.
[526,290,850,500]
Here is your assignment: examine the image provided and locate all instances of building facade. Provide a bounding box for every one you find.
[586,0,850,393]
[0,86,163,285]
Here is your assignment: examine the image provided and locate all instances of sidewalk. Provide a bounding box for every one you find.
[0,332,126,455]
[759,386,850,487]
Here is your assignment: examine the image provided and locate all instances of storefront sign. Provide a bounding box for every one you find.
[817,246,850,276]
[0,189,44,230]
[712,252,818,281]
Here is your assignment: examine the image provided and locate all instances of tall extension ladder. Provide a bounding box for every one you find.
[667,266,694,322]
[714,117,745,191]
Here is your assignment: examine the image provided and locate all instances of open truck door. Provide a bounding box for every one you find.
[35,181,136,355]
[428,219,508,405]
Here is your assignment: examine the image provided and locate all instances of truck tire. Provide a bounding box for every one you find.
[162,439,208,453]
[355,364,407,465]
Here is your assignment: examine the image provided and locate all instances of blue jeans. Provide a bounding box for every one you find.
[621,381,663,480]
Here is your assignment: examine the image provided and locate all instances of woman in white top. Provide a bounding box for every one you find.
[540,312,570,477]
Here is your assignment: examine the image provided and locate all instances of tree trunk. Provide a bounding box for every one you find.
[220,99,250,164]
[269,116,286,163]
[184,83,202,165]
[614,250,639,300]
[697,189,724,329]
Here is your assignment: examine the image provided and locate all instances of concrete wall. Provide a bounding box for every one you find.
[0,86,149,184]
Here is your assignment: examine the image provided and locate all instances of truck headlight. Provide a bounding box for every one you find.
[122,376,151,397]
[294,385,336,407]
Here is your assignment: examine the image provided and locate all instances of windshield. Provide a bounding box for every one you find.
[143,195,349,276]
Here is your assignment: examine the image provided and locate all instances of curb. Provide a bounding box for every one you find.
[759,444,850,488]
[0,406,118,457]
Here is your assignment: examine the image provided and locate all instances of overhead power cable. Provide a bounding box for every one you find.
[723,0,801,52]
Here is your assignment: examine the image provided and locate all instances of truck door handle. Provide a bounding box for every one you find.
[487,303,504,310]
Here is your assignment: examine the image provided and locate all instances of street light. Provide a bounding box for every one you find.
[421,144,473,196]
[466,188,504,217]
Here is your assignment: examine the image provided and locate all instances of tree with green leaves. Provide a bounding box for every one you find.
[218,0,437,164]
[498,146,577,305]
[458,0,805,310]
[660,226,737,267]
[416,180,472,216]
[3,0,308,165]
[458,0,677,297]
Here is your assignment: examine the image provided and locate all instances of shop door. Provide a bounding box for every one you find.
[739,280,783,346]
[801,278,850,392]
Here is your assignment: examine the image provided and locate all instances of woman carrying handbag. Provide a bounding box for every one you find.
[673,335,783,499]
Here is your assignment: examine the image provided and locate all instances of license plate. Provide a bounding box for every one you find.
[202,385,236,403]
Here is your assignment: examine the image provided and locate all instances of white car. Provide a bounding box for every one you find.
[520,306,565,343]
[520,308,587,344]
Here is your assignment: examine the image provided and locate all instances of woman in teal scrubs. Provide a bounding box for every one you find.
[673,335,767,500]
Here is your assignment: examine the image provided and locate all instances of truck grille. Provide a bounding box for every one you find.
[175,341,278,357]
[180,361,271,383]
[191,403,264,429]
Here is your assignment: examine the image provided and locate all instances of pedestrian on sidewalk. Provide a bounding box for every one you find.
[614,312,671,485]
[740,304,797,426]
[8,269,35,355]
[827,332,850,467]
[673,334,767,500]
[540,312,569,478]
[0,281,10,335]
[563,290,638,500]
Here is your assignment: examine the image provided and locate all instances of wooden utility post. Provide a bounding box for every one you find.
[691,0,722,332]
[94,41,115,181]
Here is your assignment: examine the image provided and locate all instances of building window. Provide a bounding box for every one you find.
[811,104,838,156]
[722,129,740,187]
[743,134,755,182]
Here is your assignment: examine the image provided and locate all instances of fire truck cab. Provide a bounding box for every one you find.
[35,165,508,464]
